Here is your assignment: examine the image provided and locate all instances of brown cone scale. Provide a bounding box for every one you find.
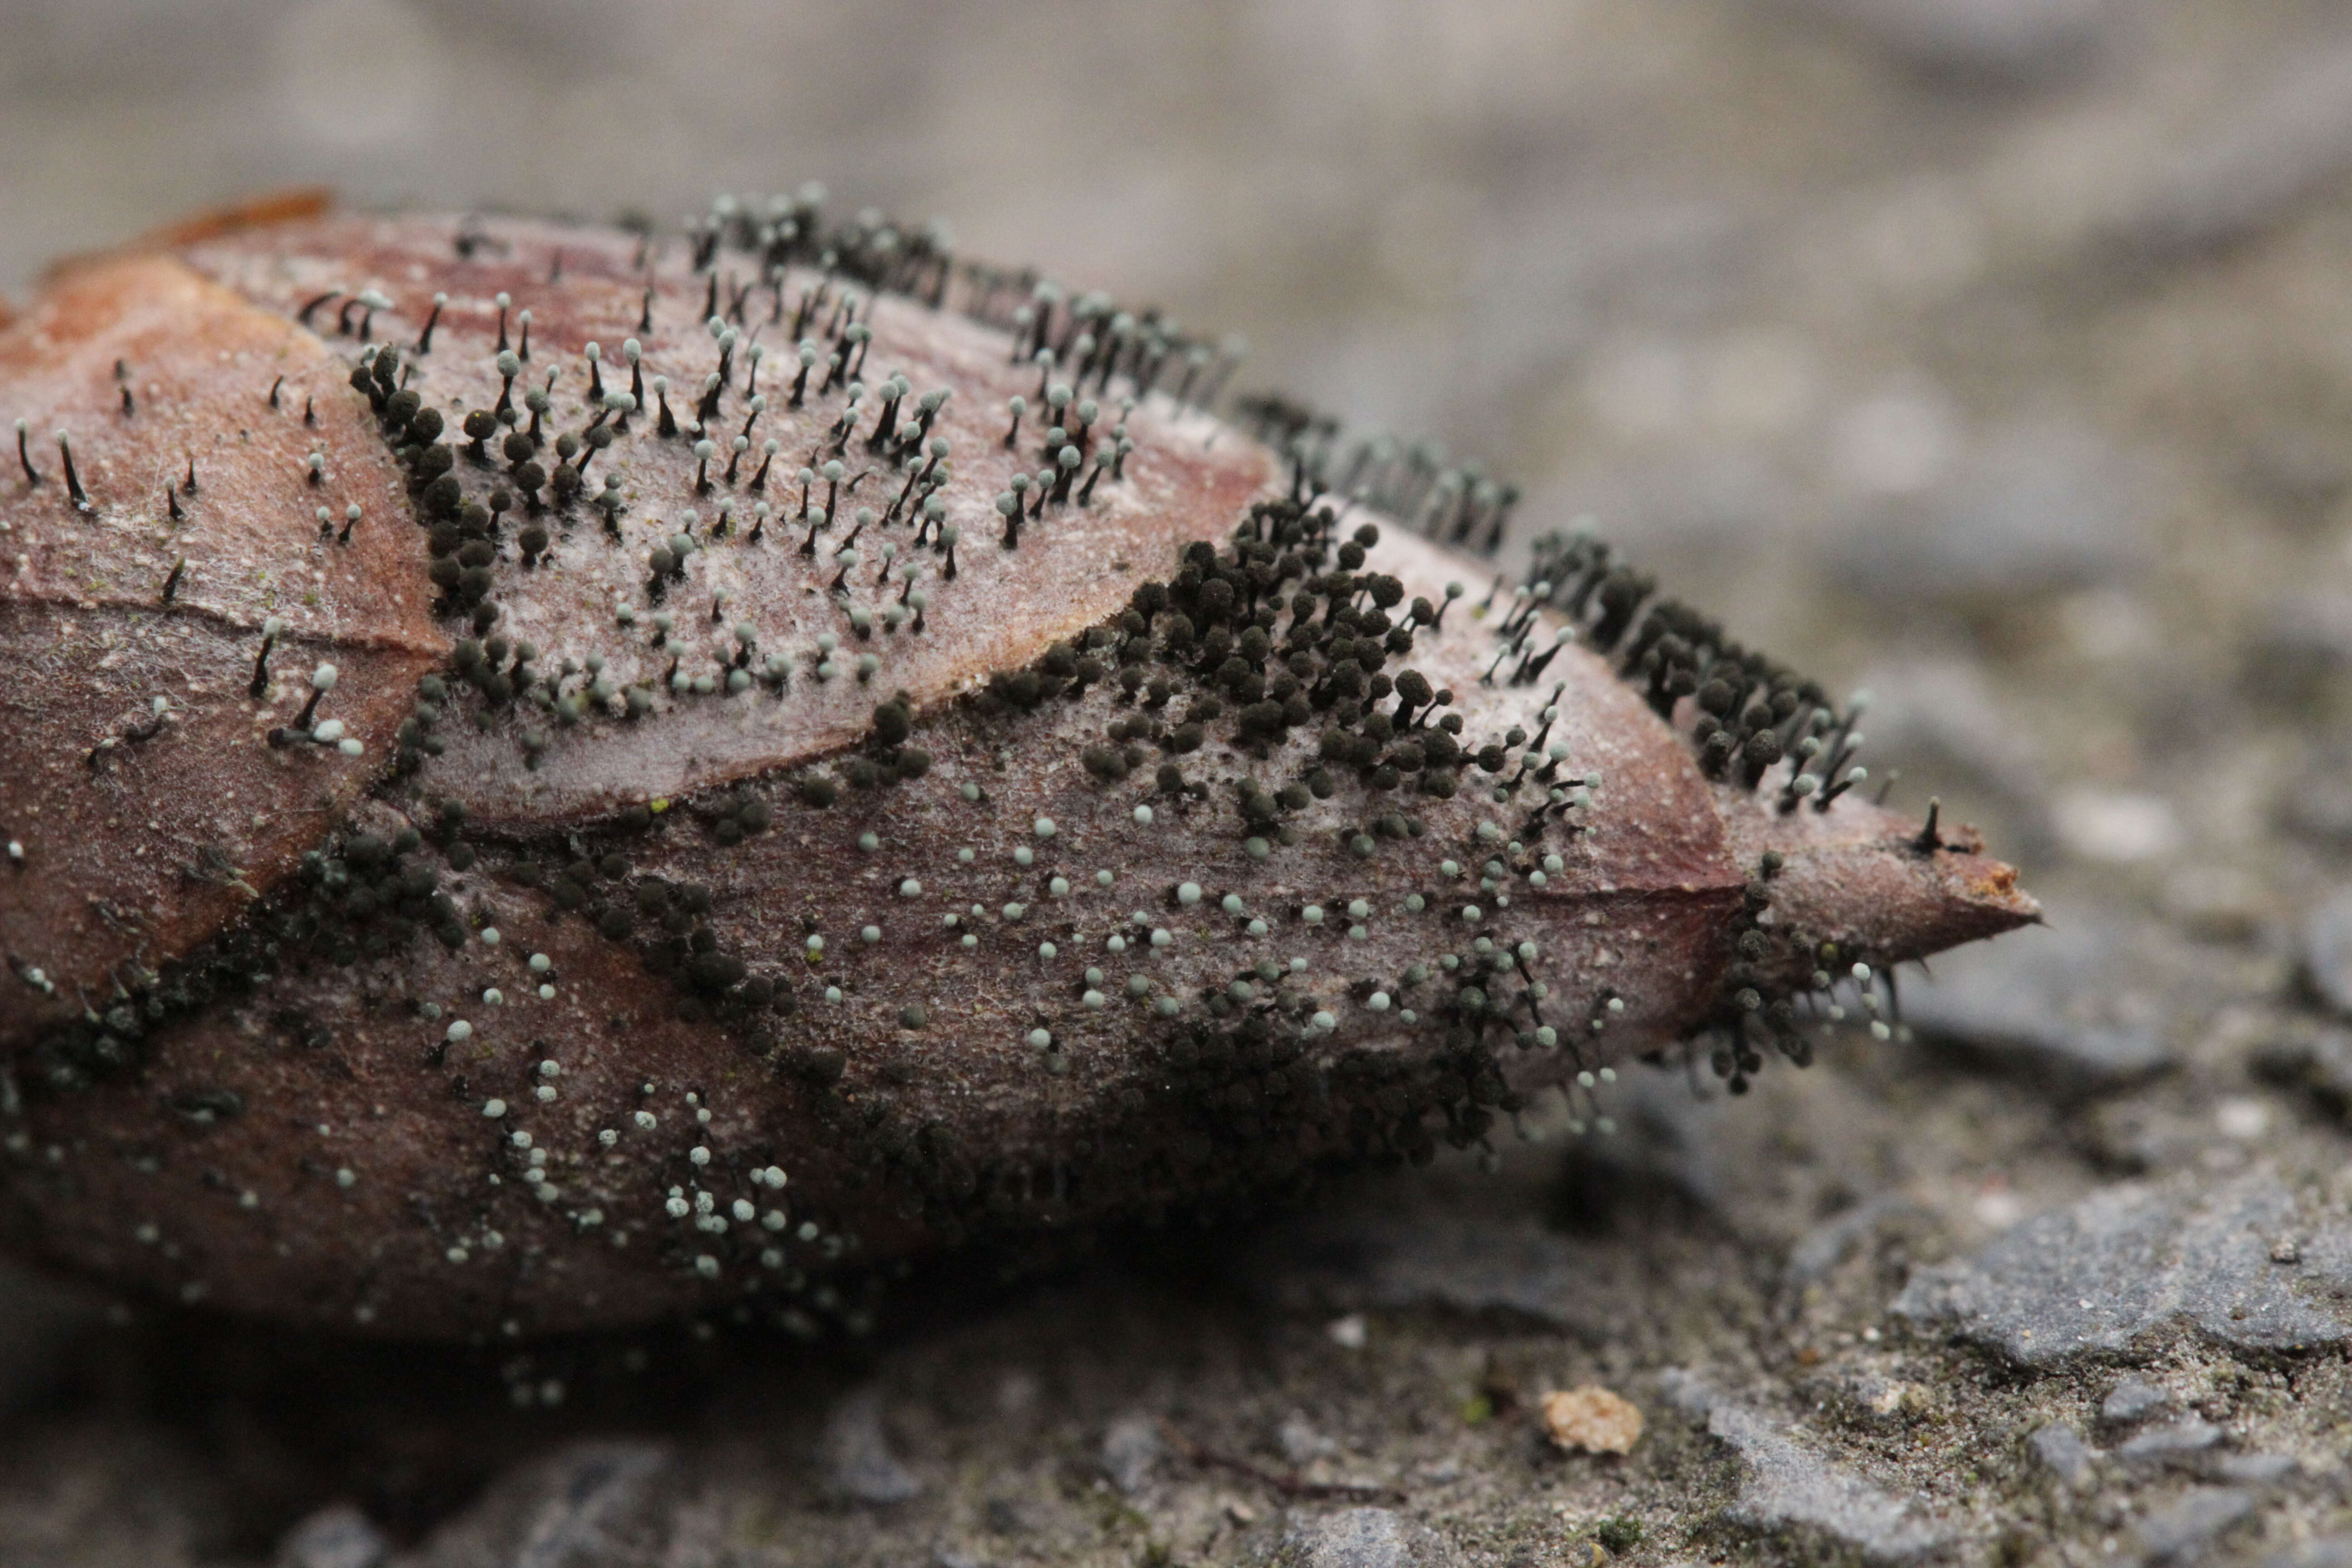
[0,253,443,1045]
[0,201,2036,1337]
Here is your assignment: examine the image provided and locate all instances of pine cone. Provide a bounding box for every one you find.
[0,194,2035,1337]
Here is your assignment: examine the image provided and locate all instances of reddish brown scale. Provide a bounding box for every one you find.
[180,215,1264,821]
[0,254,442,1043]
[0,200,2035,1338]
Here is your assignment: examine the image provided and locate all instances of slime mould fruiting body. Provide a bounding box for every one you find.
[0,191,2035,1339]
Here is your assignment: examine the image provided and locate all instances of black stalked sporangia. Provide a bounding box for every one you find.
[0,191,2036,1338]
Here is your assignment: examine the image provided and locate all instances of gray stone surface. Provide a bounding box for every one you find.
[2078,1098,2215,1177]
[2099,1377,2175,1426]
[822,1384,923,1505]
[2218,1452,2304,1485]
[1244,1169,1644,1339]
[1264,1508,1461,1568]
[401,1443,669,1568]
[1773,0,2118,84]
[1099,1411,1163,1497]
[2253,1029,2352,1120]
[1278,1412,1340,1467]
[2117,1419,2225,1468]
[1578,1064,1741,1219]
[0,1423,215,1568]
[2279,766,2352,850]
[2268,1536,2352,1568]
[2305,889,2352,1018]
[1850,654,2055,850]
[1831,425,2148,603]
[2113,34,2352,257]
[1892,1172,2352,1365]
[275,1505,389,1568]
[2247,590,2352,710]
[2028,1423,2099,1484]
[1661,1373,1950,1563]
[2134,1486,2258,1565]
[1902,912,2173,1093]
[1785,1195,1931,1287]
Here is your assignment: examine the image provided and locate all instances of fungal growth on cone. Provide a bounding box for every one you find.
[0,191,2037,1338]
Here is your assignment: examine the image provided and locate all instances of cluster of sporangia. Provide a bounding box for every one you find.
[0,189,2024,1337]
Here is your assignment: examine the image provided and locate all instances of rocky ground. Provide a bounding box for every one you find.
[11,0,2352,1562]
